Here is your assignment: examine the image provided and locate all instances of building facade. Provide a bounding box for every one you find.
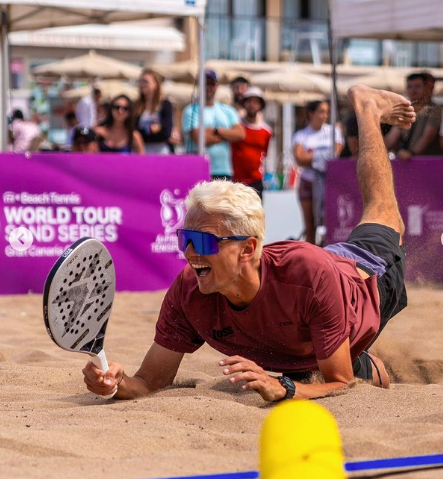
[205,0,443,67]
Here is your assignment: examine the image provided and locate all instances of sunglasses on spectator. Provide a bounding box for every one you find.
[176,229,250,255]
[112,104,130,112]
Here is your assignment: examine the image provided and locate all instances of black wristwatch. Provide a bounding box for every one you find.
[276,375,296,401]
[213,127,220,136]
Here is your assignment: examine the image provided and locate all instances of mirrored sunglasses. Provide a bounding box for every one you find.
[176,229,250,255]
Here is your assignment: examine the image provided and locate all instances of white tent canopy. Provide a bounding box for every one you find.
[0,0,207,151]
[1,0,206,31]
[330,0,443,41]
[9,21,184,52]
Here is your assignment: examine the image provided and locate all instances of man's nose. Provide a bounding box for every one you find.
[184,240,197,256]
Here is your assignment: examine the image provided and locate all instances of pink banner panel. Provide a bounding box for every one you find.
[326,158,443,282]
[1,153,210,294]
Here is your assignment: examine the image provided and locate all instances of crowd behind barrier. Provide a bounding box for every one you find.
[5,68,443,285]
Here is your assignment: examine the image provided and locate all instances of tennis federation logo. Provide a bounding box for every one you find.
[151,189,186,255]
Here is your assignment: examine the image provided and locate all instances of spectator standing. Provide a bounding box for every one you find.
[231,87,272,200]
[385,72,441,159]
[95,95,144,154]
[9,109,41,153]
[230,76,250,115]
[75,87,102,128]
[292,101,344,244]
[64,111,79,150]
[182,69,245,180]
[135,69,173,154]
[71,126,99,153]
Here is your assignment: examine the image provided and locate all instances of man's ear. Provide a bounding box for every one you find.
[239,237,257,262]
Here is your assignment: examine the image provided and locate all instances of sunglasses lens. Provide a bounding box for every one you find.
[176,230,219,255]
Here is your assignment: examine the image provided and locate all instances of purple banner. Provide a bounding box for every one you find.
[1,153,209,294]
[326,158,443,282]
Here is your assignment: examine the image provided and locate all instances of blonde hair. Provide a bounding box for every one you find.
[186,180,265,258]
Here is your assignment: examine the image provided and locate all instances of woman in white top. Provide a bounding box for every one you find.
[292,101,344,244]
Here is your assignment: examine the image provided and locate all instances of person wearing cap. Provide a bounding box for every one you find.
[231,87,272,200]
[72,126,99,153]
[182,69,245,180]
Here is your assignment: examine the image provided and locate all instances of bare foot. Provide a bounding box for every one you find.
[348,85,416,129]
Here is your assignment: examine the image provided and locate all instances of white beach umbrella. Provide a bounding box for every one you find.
[62,80,139,101]
[251,67,332,95]
[32,50,142,80]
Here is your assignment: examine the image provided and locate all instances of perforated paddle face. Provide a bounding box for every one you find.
[43,237,115,357]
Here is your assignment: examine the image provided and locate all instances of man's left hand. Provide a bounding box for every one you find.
[219,355,286,402]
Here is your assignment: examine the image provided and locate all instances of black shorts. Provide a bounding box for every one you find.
[346,223,407,380]
[285,223,407,383]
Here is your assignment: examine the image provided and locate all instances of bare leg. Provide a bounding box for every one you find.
[347,85,416,238]
[300,199,315,244]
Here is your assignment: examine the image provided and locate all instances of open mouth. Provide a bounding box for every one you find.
[192,265,212,278]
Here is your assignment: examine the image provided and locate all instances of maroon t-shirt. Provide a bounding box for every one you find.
[154,241,380,373]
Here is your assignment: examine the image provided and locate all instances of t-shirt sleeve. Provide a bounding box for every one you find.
[182,104,198,133]
[291,130,304,147]
[427,105,442,130]
[225,105,241,126]
[154,273,205,354]
[335,125,345,145]
[304,260,352,360]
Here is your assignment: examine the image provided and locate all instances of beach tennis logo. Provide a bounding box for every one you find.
[337,195,354,227]
[2,191,123,257]
[151,189,186,255]
[330,194,355,242]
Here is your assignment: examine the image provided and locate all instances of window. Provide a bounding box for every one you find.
[206,0,266,61]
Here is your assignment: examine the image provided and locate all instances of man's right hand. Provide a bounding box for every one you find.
[82,360,124,397]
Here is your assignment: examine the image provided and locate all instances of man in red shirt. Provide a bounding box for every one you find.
[83,86,415,402]
[231,87,272,200]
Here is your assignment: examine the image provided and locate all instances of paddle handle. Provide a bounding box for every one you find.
[92,349,117,399]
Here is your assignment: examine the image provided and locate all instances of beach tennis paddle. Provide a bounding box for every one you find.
[43,237,116,399]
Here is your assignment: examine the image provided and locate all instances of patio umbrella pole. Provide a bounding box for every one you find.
[197,14,206,156]
[0,6,9,151]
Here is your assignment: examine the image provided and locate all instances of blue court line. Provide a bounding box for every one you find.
[344,453,443,472]
[154,453,443,479]
[155,473,258,479]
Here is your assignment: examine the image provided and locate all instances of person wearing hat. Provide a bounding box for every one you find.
[72,125,99,153]
[231,87,272,200]
[182,69,245,180]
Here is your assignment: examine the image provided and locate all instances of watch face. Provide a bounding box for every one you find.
[279,376,296,400]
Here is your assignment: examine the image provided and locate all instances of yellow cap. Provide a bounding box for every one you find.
[260,400,346,479]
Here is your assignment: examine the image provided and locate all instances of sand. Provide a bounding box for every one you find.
[0,285,443,479]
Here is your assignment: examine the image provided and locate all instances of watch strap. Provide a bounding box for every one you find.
[276,375,296,401]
